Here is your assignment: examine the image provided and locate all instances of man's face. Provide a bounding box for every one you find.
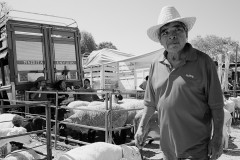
[60,81,66,90]
[39,81,46,88]
[158,21,187,53]
[84,81,90,89]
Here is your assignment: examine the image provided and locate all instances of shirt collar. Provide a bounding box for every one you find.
[158,43,197,64]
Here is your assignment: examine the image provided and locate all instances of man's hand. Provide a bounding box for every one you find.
[134,127,145,149]
[208,134,223,160]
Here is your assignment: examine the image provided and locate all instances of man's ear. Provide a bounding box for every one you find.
[159,38,163,45]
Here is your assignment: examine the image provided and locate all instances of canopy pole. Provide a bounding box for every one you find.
[234,44,239,97]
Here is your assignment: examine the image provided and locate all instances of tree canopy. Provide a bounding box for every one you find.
[0,2,10,21]
[80,31,97,55]
[80,31,118,55]
[190,35,239,62]
[97,41,117,50]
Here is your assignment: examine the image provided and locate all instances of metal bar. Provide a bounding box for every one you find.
[108,93,113,143]
[60,121,106,131]
[10,10,77,27]
[105,92,109,143]
[45,102,52,160]
[54,92,59,149]
[234,44,239,97]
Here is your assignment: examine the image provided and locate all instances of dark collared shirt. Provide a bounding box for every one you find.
[144,43,224,158]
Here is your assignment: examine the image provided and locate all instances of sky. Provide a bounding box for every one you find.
[4,0,240,55]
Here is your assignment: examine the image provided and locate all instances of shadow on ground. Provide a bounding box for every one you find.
[223,136,240,156]
[142,143,160,159]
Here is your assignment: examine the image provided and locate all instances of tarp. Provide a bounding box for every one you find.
[84,48,134,67]
[108,48,165,69]
[83,47,166,91]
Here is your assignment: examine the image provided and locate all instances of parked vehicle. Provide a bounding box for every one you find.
[0,10,83,101]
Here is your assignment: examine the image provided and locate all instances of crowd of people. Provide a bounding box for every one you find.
[29,77,100,105]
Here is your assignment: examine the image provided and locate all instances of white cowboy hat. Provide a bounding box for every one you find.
[147,6,196,42]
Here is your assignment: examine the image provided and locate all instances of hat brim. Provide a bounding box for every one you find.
[147,17,196,42]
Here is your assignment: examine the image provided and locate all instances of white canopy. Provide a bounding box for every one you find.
[112,48,165,69]
[84,48,134,68]
[83,48,165,91]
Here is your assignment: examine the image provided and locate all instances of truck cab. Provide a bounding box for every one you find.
[0,10,83,101]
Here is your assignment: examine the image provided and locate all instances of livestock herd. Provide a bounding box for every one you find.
[58,98,159,145]
[0,94,239,160]
[0,96,159,160]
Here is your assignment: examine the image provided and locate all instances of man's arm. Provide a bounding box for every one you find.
[138,106,156,129]
[135,106,156,148]
[208,107,224,160]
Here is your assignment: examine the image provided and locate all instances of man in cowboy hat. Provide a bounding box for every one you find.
[135,6,224,160]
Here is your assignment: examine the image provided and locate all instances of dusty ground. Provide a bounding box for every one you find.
[25,121,240,160]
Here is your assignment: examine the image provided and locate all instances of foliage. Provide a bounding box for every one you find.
[190,35,239,62]
[80,31,97,54]
[97,41,117,50]
[0,1,10,21]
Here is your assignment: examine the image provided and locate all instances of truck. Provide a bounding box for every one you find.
[0,10,83,101]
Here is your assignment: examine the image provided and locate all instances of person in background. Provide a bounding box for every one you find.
[83,78,93,90]
[54,80,68,91]
[139,76,149,90]
[29,76,49,115]
[30,76,48,101]
[134,6,224,160]
[53,80,71,105]
[74,78,100,102]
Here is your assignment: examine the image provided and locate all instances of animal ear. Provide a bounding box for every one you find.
[118,94,123,100]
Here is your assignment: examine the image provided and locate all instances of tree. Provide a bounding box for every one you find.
[190,35,239,62]
[80,31,97,54]
[0,1,10,21]
[97,41,117,50]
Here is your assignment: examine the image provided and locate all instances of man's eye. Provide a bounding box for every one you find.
[161,31,168,36]
[176,27,184,32]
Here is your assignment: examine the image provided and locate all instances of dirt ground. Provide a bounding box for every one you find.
[26,121,240,160]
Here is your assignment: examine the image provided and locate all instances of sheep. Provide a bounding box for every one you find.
[61,102,128,144]
[224,99,235,113]
[228,97,240,122]
[61,97,145,144]
[64,100,90,116]
[0,113,16,129]
[0,127,32,148]
[3,149,41,160]
[64,103,127,130]
[120,99,145,125]
[106,99,145,142]
[0,127,33,158]
[65,94,122,116]
[0,113,45,133]
[133,110,160,145]
[222,108,232,149]
[58,142,142,160]
[0,114,44,157]
[0,113,43,133]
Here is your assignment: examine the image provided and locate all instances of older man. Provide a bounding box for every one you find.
[134,6,224,160]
